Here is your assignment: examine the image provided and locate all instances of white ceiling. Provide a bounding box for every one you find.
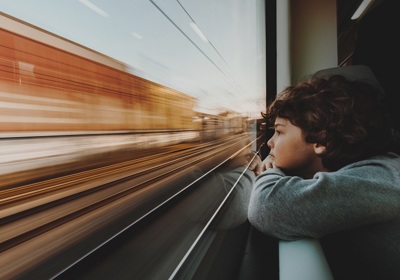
[0,0,266,117]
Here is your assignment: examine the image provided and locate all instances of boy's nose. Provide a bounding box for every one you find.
[267,138,273,148]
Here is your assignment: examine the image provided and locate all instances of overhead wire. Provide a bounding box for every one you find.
[149,0,249,99]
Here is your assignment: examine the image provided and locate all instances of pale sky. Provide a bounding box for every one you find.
[0,0,266,117]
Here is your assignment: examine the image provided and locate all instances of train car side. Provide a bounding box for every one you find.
[0,25,196,132]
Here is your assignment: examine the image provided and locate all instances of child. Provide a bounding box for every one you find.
[248,74,400,279]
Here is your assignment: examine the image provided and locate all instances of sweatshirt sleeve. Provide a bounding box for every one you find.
[247,155,400,240]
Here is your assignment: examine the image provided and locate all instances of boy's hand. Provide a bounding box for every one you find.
[247,153,267,176]
[248,154,278,176]
[263,154,276,170]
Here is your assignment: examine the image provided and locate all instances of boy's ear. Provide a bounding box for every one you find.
[313,143,326,155]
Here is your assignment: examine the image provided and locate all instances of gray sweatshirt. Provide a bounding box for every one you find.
[248,152,400,241]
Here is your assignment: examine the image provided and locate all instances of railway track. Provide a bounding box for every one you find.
[0,133,256,279]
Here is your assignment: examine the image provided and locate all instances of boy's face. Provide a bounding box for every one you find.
[267,117,325,178]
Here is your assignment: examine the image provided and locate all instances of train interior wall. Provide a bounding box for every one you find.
[349,0,400,152]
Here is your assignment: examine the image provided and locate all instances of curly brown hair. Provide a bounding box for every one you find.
[263,75,392,170]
